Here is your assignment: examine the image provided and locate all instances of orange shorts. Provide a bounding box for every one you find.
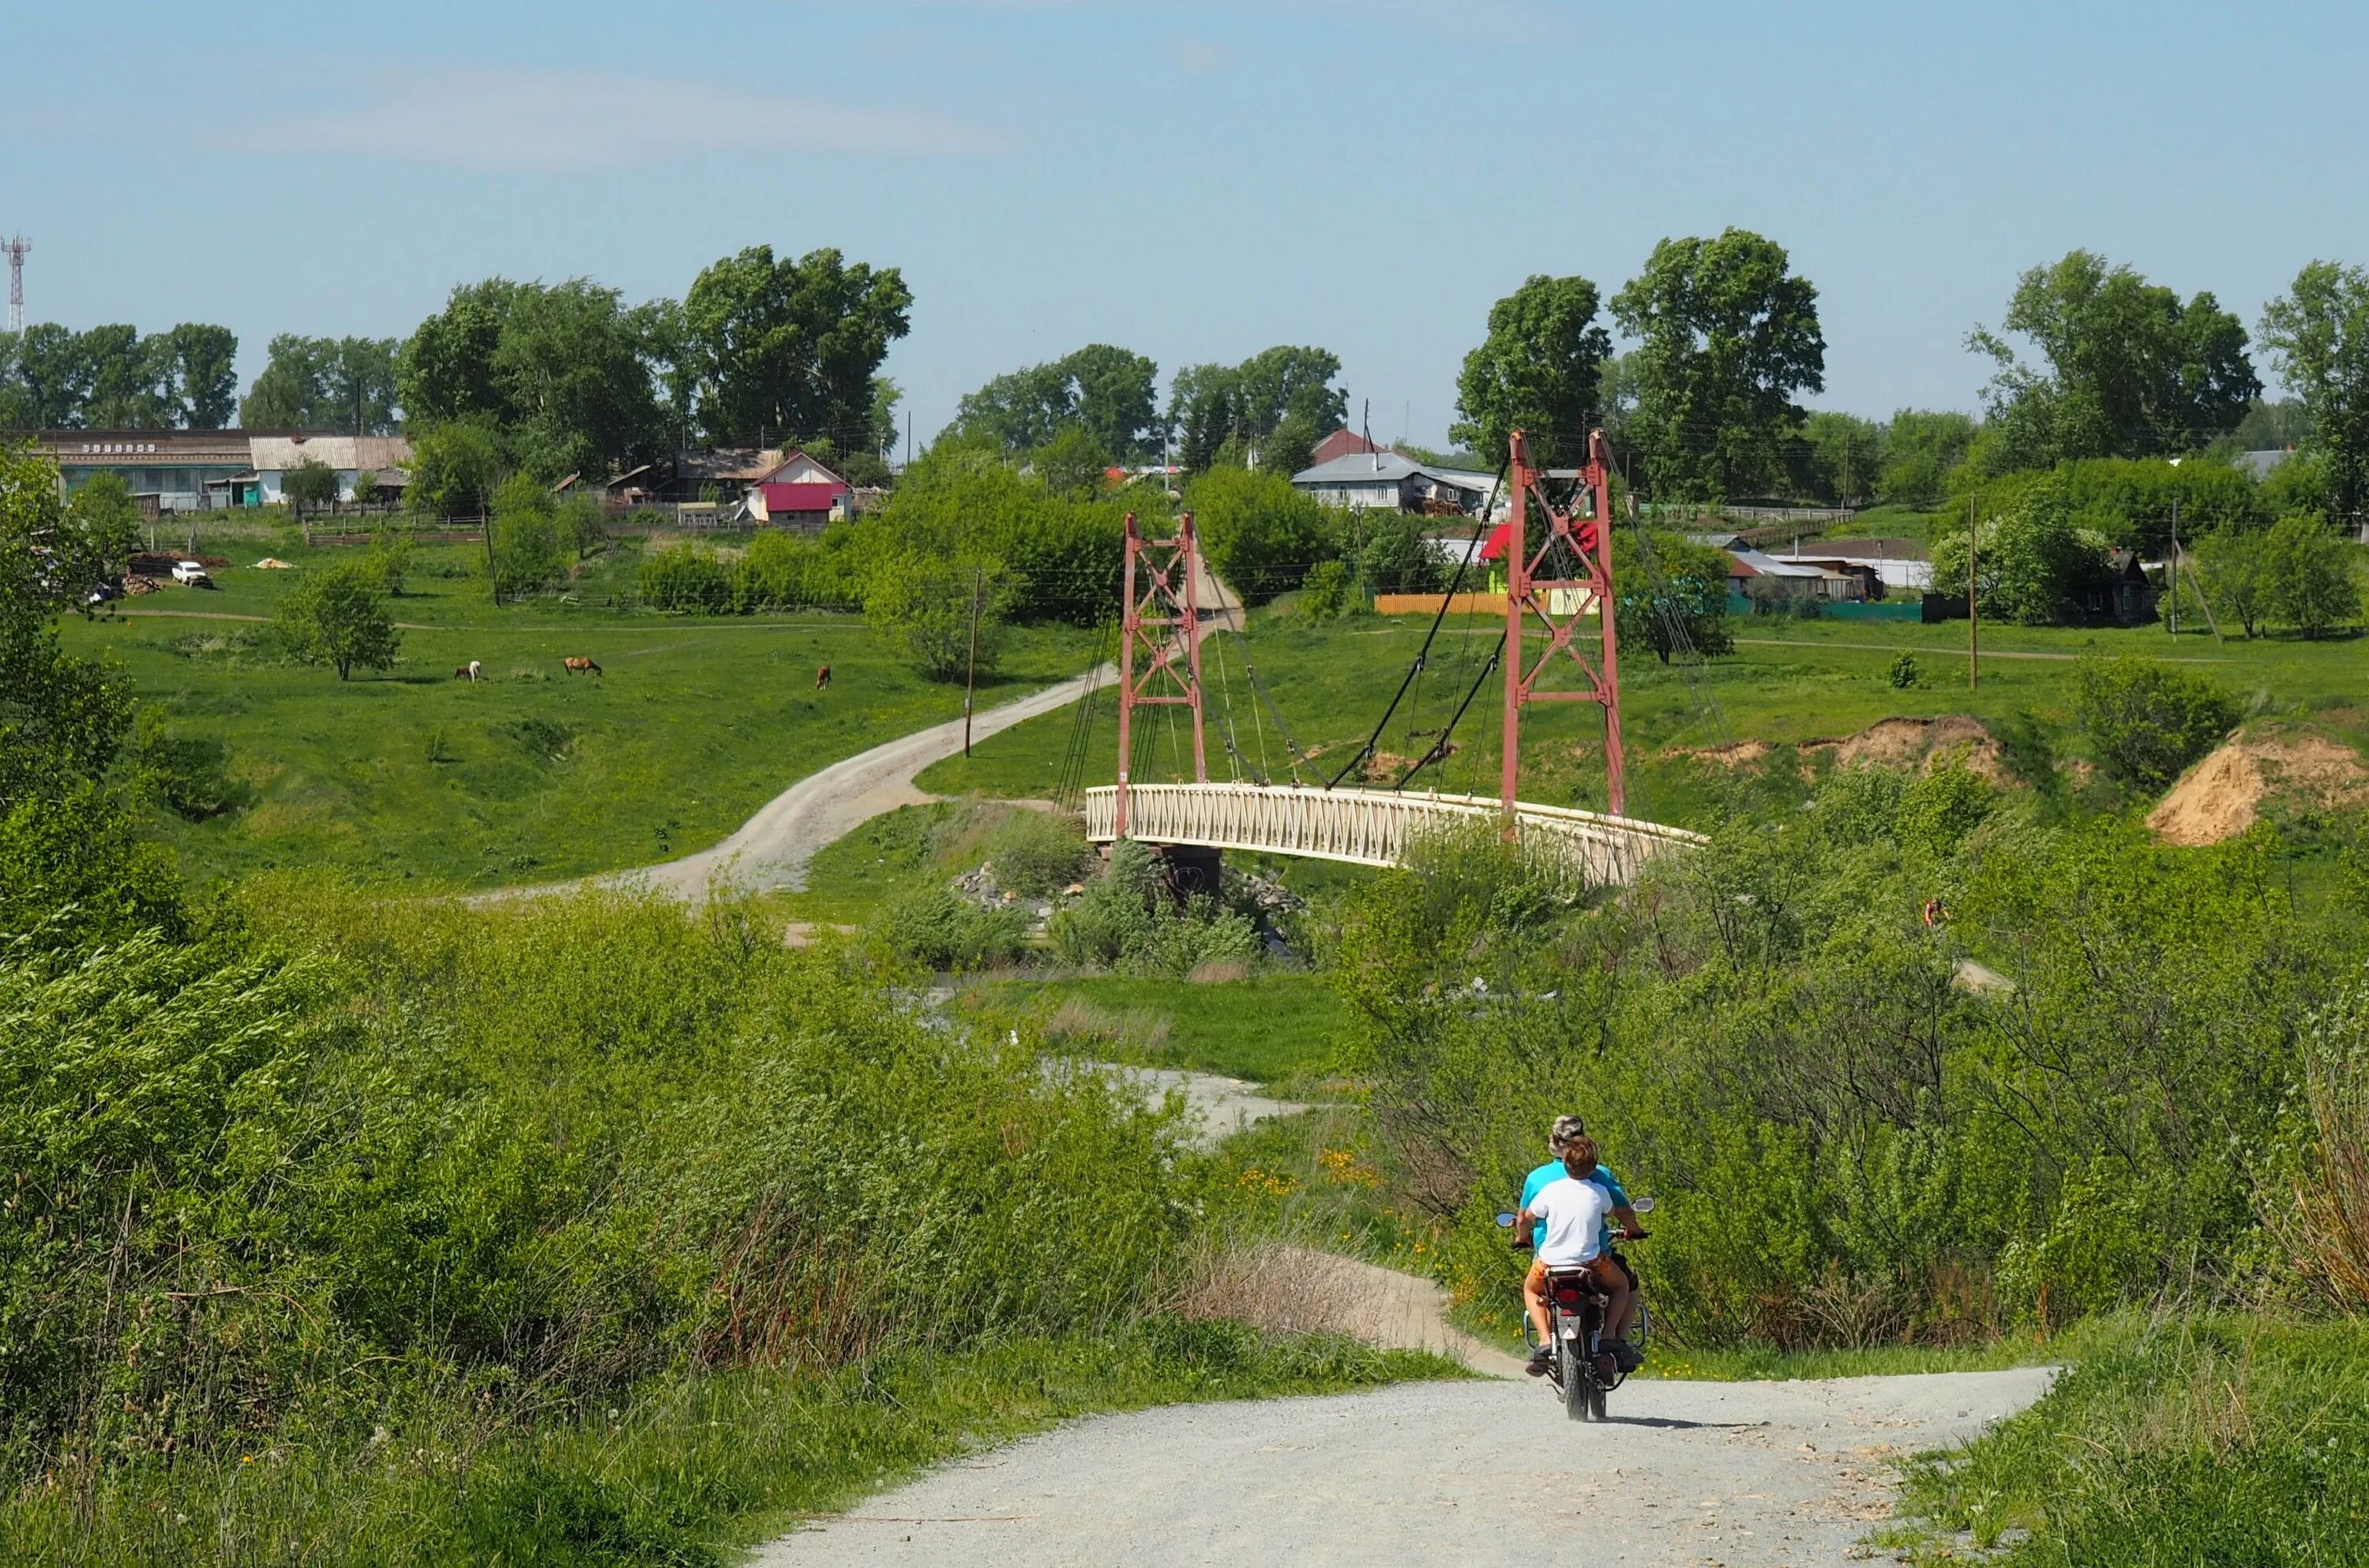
[1526,1255,1622,1293]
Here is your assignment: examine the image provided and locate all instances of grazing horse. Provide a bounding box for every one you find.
[454,660,482,682]
[815,662,832,690]
[563,656,603,677]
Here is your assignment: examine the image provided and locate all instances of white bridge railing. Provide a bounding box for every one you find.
[1081,784,1705,886]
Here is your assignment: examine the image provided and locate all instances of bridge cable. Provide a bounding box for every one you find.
[1243,661,1309,785]
[1323,463,1506,791]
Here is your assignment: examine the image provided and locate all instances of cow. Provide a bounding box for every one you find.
[563,656,603,677]
[454,660,482,682]
[816,662,832,690]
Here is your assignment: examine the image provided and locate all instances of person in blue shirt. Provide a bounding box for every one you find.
[1519,1113,1646,1364]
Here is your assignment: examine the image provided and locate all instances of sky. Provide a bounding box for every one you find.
[14,0,2369,448]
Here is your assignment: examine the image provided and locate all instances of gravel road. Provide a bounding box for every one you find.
[753,1367,2052,1567]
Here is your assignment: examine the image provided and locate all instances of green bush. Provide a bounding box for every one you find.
[880,887,1029,970]
[864,554,1008,681]
[2071,655,2242,788]
[737,529,867,610]
[871,448,1126,625]
[1888,651,1920,688]
[1185,467,1337,605]
[1353,510,1446,595]
[1297,559,1358,622]
[1932,479,2114,625]
[131,708,246,820]
[1050,839,1260,976]
[638,544,734,613]
[984,808,1090,896]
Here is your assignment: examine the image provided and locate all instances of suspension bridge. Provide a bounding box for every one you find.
[1068,430,1706,886]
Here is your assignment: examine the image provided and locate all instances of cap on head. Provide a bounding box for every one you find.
[1549,1114,1587,1154]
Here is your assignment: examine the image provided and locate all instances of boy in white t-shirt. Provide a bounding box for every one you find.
[1515,1135,1631,1377]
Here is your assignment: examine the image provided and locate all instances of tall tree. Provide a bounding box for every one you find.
[1166,346,1346,472]
[1879,409,1979,506]
[948,345,1160,463]
[2259,261,2369,523]
[1969,250,2258,468]
[161,324,238,428]
[241,335,400,432]
[1611,228,1826,502]
[397,280,521,429]
[491,279,665,479]
[683,246,911,448]
[400,280,663,478]
[78,326,168,428]
[1451,273,1613,467]
[1786,411,1885,505]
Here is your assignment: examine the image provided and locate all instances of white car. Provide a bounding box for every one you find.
[171,560,212,586]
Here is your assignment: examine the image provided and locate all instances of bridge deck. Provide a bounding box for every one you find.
[1081,784,1703,886]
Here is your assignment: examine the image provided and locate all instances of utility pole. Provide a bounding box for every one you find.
[1967,497,1979,692]
[2166,497,2179,636]
[962,566,984,756]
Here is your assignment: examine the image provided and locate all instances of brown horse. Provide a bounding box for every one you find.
[815,662,832,689]
[563,656,603,677]
[454,660,482,682]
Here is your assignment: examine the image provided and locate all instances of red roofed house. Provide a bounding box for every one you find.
[748,451,854,531]
[1308,428,1391,466]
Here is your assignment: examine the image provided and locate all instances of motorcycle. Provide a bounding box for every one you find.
[1495,1196,1654,1423]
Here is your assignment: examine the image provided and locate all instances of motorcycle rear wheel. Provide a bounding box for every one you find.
[1560,1342,1594,1422]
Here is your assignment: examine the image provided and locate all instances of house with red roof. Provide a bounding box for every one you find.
[748,451,853,531]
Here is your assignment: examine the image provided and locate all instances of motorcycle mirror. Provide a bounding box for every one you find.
[1632,1196,1657,1214]
[1493,1211,1517,1229]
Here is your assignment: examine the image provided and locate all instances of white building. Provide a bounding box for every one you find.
[1290,452,1494,515]
[244,435,415,505]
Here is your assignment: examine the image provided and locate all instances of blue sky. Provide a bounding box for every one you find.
[16,0,2369,446]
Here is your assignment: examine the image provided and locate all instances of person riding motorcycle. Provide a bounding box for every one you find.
[1518,1115,1646,1369]
[1515,1134,1634,1377]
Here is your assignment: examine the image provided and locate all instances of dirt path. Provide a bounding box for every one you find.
[753,1366,2052,1566]
[1736,635,2232,664]
[621,667,1111,899]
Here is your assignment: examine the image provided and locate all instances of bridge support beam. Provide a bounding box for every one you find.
[1116,509,1207,837]
[1502,429,1624,818]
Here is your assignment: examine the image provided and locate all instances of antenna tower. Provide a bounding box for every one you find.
[3,238,28,333]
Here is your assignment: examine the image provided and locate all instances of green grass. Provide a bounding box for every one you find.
[67,544,1095,891]
[916,602,2369,833]
[1886,1315,2369,1564]
[8,1321,1456,1567]
[956,971,1346,1089]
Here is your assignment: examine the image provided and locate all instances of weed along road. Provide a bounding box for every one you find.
[755,1367,2055,1566]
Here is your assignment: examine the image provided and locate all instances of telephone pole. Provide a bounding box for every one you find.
[1967,497,1980,692]
[962,566,984,756]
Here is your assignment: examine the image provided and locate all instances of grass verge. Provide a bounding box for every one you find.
[1883,1315,2369,1564]
[956,972,1346,1090]
[8,1320,1455,1567]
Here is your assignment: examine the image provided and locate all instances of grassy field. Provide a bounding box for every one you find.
[66,542,1095,891]
[957,972,1346,1089]
[916,600,2369,831]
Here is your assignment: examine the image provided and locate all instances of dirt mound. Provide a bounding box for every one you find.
[1666,739,1771,768]
[2149,731,2369,846]
[1804,715,2012,785]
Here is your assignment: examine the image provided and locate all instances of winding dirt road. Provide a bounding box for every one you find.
[753,1367,2052,1566]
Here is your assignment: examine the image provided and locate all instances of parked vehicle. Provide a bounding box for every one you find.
[171,560,212,587]
[1498,1197,1654,1422]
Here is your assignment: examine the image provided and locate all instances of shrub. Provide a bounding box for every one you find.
[1889,651,1920,688]
[872,449,1125,625]
[738,530,866,610]
[984,809,1090,897]
[132,709,246,820]
[639,545,734,613]
[1297,559,1358,622]
[2071,655,2241,788]
[1049,839,1260,977]
[1353,511,1446,595]
[879,888,1029,971]
[487,474,571,595]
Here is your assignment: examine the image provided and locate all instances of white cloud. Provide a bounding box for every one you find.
[221,69,1003,172]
